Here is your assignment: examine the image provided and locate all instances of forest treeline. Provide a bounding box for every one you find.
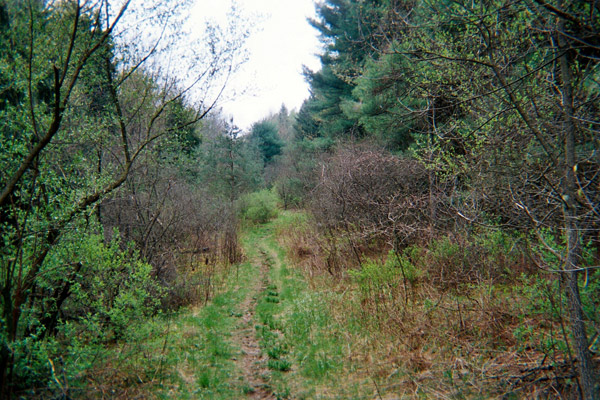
[0,0,599,398]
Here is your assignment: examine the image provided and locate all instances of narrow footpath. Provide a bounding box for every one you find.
[231,246,276,399]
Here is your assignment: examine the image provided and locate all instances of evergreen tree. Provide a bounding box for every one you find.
[197,117,262,201]
[249,120,283,164]
[298,0,384,139]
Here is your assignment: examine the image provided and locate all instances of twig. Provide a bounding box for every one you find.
[367,366,384,400]
[48,358,68,398]
[153,312,172,383]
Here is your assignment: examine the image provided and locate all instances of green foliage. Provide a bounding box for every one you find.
[297,0,385,140]
[197,119,263,201]
[11,228,162,392]
[249,120,283,164]
[294,96,322,139]
[418,230,523,289]
[70,231,161,332]
[301,64,361,139]
[238,189,280,224]
[350,47,422,150]
[165,97,202,155]
[512,270,600,361]
[349,250,420,304]
[514,261,600,348]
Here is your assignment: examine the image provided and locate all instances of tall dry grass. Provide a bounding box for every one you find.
[277,211,590,399]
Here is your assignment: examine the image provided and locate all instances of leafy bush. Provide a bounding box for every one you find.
[514,270,600,356]
[66,231,162,336]
[12,229,163,395]
[238,189,280,224]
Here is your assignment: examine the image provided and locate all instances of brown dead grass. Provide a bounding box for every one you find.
[276,212,593,399]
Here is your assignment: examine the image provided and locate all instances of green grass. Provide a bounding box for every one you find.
[96,252,264,399]
[92,211,372,399]
[154,295,239,398]
[243,212,372,399]
[268,359,292,372]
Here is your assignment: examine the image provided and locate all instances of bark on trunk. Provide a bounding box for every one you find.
[558,24,599,399]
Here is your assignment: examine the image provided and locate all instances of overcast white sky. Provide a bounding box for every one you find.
[191,0,322,131]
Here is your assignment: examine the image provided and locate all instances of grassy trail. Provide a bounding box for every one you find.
[146,220,298,399]
[132,213,373,399]
[234,222,295,399]
[231,239,278,398]
[233,214,373,399]
[116,210,585,399]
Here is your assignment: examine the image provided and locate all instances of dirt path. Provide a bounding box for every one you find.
[232,247,276,399]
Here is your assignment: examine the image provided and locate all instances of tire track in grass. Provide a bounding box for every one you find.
[232,233,277,399]
[234,215,367,399]
[257,212,370,399]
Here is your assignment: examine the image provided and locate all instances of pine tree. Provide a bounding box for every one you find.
[298,0,384,139]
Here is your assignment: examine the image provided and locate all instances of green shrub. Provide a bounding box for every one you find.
[12,229,163,394]
[421,230,523,289]
[238,189,280,224]
[514,270,600,355]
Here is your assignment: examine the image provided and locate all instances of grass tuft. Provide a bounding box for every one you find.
[268,359,292,372]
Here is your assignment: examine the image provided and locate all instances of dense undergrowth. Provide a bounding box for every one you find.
[277,210,600,398]
[14,236,238,399]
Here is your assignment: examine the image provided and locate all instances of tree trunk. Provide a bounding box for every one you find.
[558,26,599,399]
